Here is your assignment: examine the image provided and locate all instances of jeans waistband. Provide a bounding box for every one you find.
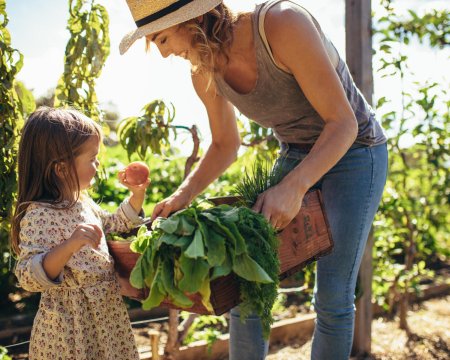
[280,142,369,153]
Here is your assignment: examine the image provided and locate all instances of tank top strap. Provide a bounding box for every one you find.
[256,0,280,69]
[255,1,328,73]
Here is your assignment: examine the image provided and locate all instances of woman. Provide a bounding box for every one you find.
[120,1,388,359]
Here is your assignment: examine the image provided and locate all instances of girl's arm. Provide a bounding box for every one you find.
[94,176,150,234]
[253,4,358,229]
[151,74,241,219]
[42,224,102,280]
[117,171,150,214]
[15,207,102,290]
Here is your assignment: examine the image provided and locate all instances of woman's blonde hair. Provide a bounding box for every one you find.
[147,4,241,83]
[10,107,102,255]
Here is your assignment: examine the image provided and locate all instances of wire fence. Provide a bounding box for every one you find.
[2,286,307,351]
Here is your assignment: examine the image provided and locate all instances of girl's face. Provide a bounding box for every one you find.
[147,24,194,62]
[74,135,100,191]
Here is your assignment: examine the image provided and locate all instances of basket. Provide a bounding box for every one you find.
[107,189,333,315]
[108,238,240,314]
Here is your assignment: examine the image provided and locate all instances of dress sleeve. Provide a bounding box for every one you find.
[15,207,64,292]
[91,198,145,235]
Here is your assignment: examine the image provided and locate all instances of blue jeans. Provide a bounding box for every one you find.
[229,143,388,360]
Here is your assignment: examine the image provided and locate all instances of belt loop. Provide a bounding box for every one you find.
[279,142,290,155]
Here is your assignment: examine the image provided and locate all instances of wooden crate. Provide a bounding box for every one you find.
[107,189,333,315]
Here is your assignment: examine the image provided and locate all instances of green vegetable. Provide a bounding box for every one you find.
[233,159,285,207]
[129,205,279,338]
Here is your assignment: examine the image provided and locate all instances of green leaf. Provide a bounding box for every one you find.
[227,222,247,255]
[129,255,145,289]
[221,207,240,222]
[198,276,213,313]
[184,228,205,259]
[233,253,273,284]
[172,235,192,249]
[142,267,166,310]
[130,226,151,253]
[178,255,210,293]
[202,226,226,266]
[158,216,180,233]
[211,253,232,281]
[161,259,193,308]
[130,246,154,289]
[176,216,195,236]
[159,233,180,246]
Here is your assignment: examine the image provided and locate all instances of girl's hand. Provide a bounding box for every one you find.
[118,169,150,214]
[66,223,103,253]
[252,179,305,230]
[151,190,191,221]
[118,169,151,194]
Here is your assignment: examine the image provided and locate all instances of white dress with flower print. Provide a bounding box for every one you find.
[15,196,142,360]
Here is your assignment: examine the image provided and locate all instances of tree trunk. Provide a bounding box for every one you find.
[346,0,374,356]
[399,218,416,332]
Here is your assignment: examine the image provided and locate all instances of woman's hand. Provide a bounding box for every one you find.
[253,179,305,230]
[151,190,192,221]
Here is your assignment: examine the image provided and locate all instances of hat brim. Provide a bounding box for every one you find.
[120,0,223,55]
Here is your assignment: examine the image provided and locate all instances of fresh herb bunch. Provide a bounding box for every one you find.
[128,205,279,338]
[235,207,279,338]
[233,159,285,207]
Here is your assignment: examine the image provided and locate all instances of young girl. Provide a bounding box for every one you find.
[11,107,149,360]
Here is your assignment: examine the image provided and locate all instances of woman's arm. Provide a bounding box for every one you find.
[151,73,241,219]
[253,3,358,229]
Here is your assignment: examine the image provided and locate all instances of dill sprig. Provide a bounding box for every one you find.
[233,159,285,207]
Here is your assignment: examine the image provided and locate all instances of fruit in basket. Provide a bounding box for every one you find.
[124,161,149,185]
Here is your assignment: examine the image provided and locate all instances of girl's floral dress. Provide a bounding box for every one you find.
[15,197,143,360]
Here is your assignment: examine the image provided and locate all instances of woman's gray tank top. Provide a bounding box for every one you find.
[214,0,387,146]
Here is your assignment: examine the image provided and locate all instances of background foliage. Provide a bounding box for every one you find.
[371,2,449,329]
[54,0,110,122]
[0,0,35,316]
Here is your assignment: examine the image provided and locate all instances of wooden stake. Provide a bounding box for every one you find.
[148,329,160,360]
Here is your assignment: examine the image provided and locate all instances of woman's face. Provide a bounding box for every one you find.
[147,24,194,62]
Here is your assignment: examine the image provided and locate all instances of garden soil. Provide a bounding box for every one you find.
[265,295,449,360]
[8,295,448,359]
[131,295,449,360]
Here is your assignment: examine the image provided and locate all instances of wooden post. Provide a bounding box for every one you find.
[345,0,374,104]
[148,329,161,360]
[345,0,374,356]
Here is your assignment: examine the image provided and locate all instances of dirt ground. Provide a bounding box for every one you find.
[132,296,449,360]
[265,296,450,360]
[7,295,449,359]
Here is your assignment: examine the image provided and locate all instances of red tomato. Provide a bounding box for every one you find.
[124,161,150,186]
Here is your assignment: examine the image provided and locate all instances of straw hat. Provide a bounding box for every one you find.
[120,0,223,55]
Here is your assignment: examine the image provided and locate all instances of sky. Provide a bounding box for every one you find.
[6,0,450,149]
